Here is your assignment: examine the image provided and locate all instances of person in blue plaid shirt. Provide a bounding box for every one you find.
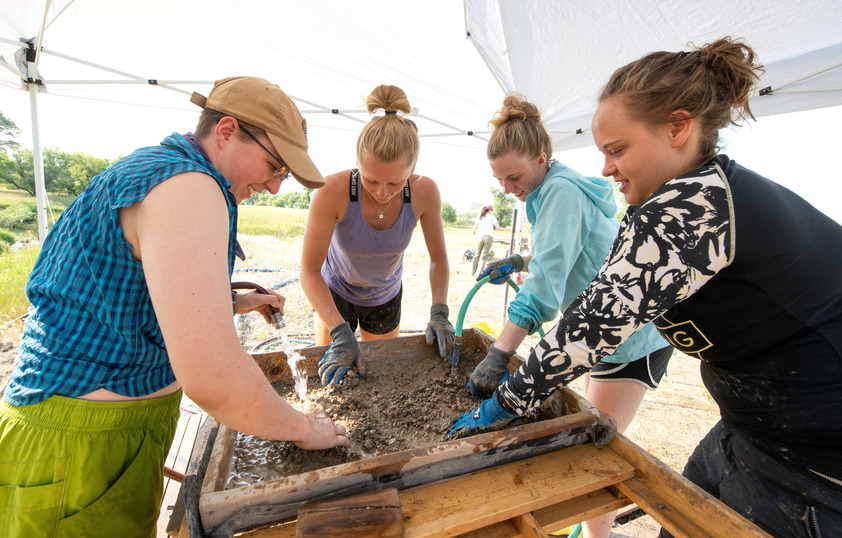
[0,77,349,537]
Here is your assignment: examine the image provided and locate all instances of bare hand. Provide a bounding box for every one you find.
[234,289,286,324]
[294,412,350,450]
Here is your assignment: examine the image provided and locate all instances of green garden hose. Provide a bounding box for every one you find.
[454,275,545,339]
[455,276,580,537]
[452,275,544,377]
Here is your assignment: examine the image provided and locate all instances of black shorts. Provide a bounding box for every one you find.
[589,345,673,389]
[330,286,402,335]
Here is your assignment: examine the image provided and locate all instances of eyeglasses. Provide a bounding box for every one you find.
[239,125,290,181]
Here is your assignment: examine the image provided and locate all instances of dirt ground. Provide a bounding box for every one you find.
[0,226,720,537]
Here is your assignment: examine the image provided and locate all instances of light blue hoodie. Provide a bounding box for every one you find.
[508,161,667,363]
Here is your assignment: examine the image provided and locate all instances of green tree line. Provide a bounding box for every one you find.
[0,112,114,196]
[245,188,314,209]
[441,186,518,228]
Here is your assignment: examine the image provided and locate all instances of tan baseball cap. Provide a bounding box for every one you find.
[190,77,325,189]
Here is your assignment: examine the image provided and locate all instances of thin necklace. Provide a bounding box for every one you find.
[364,187,398,219]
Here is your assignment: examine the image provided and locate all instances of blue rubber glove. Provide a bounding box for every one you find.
[425,303,456,363]
[318,322,365,385]
[477,254,524,285]
[467,345,514,395]
[445,393,519,440]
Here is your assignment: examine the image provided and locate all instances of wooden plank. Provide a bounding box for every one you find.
[456,519,519,538]
[159,409,204,536]
[399,443,635,537]
[295,488,404,537]
[225,478,625,538]
[457,488,631,538]
[607,434,772,538]
[157,405,192,537]
[198,392,612,534]
[238,520,297,537]
[175,410,203,472]
[169,416,218,537]
[202,419,236,496]
[510,512,550,538]
[193,331,617,535]
[532,486,631,534]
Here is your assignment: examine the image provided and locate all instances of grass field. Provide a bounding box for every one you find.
[0,189,70,321]
[0,188,75,242]
[0,198,474,323]
[0,245,39,323]
[237,205,308,238]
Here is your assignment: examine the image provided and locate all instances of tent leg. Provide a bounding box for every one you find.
[28,82,49,242]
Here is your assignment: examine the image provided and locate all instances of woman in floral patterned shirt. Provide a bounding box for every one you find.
[448,38,842,538]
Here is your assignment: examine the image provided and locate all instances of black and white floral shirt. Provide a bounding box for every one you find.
[498,155,842,476]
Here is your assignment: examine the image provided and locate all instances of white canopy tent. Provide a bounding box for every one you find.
[0,0,505,240]
[466,0,842,151]
[2,0,842,241]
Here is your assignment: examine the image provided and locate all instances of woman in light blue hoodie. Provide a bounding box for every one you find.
[467,94,673,538]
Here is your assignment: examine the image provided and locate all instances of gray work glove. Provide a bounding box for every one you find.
[425,303,456,362]
[468,345,515,395]
[477,254,524,285]
[318,322,365,385]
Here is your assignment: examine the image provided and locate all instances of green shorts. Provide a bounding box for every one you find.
[0,390,181,537]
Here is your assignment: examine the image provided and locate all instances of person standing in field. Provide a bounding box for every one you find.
[301,84,455,385]
[471,205,509,276]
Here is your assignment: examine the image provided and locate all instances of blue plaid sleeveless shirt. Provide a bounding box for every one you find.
[4,133,238,405]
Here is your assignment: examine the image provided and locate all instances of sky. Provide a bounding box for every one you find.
[2,84,841,222]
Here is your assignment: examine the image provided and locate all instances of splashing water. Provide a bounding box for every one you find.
[279,329,308,401]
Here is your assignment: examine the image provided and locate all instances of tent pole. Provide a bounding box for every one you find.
[502,206,518,324]
[28,83,48,242]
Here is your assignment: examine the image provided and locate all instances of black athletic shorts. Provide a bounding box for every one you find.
[589,345,674,389]
[330,286,402,335]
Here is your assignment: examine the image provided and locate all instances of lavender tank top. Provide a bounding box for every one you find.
[321,169,417,306]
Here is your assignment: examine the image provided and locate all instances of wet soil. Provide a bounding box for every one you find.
[225,346,553,489]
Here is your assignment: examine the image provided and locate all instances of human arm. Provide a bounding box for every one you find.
[415,176,450,306]
[300,172,364,383]
[505,182,595,334]
[492,216,510,232]
[495,175,733,415]
[415,176,456,359]
[300,172,352,331]
[124,173,347,448]
[469,184,593,392]
[233,287,285,325]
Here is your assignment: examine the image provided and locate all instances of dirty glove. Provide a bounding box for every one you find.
[445,393,518,440]
[425,303,456,362]
[477,254,524,285]
[467,346,514,396]
[318,322,365,385]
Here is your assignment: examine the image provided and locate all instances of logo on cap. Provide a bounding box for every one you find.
[302,119,307,141]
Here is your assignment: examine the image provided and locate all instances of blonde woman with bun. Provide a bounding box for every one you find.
[301,84,455,386]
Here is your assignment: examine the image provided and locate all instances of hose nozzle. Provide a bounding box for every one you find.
[231,281,285,330]
[270,310,286,329]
